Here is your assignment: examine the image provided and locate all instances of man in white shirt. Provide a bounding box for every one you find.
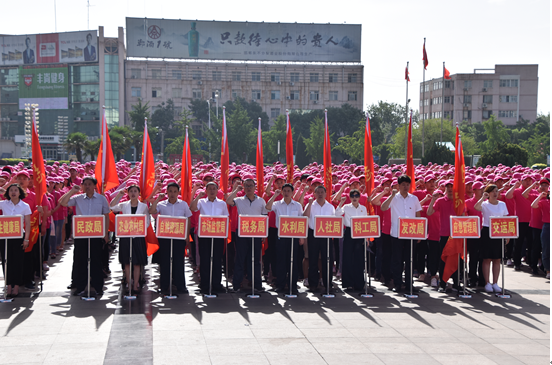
[381,175,422,293]
[191,182,229,294]
[303,185,336,292]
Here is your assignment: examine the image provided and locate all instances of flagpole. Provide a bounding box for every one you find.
[422,38,426,158]
[441,63,445,143]
[101,106,106,193]
[405,61,409,159]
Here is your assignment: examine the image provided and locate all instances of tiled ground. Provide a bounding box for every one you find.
[0,242,549,365]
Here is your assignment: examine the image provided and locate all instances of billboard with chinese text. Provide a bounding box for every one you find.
[126,18,361,62]
[18,65,68,109]
[1,31,98,66]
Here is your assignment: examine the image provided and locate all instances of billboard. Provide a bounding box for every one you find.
[18,65,68,109]
[126,18,361,63]
[1,31,98,66]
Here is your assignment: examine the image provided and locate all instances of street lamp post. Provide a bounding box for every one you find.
[159,128,165,161]
[207,99,212,160]
[215,90,219,119]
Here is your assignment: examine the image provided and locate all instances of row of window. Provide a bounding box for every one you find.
[420,95,518,106]
[130,69,359,83]
[421,79,519,92]
[421,110,517,121]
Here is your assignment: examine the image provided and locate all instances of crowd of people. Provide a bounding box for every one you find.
[0,158,549,298]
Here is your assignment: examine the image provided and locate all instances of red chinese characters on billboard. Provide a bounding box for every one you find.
[450,216,480,239]
[278,216,308,239]
[73,215,105,238]
[238,215,269,238]
[156,215,188,239]
[489,216,519,239]
[350,216,381,239]
[115,214,147,237]
[0,216,23,239]
[198,216,229,238]
[314,216,343,238]
[398,217,427,240]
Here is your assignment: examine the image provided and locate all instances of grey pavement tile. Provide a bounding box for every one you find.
[311,341,371,354]
[321,353,385,365]
[493,342,550,356]
[481,355,524,365]
[465,328,529,339]
[514,355,551,365]
[365,342,425,354]
[104,345,152,361]
[256,338,318,354]
[430,354,499,365]
[415,341,481,354]
[0,345,51,364]
[515,329,551,340]
[209,354,270,365]
[251,328,305,339]
[374,353,442,365]
[394,328,458,339]
[300,327,355,338]
[204,338,263,355]
[152,345,210,361]
[264,353,327,365]
[202,328,255,339]
[356,336,411,344]
[349,327,403,338]
[0,334,57,347]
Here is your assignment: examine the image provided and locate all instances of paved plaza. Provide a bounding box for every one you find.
[0,243,549,365]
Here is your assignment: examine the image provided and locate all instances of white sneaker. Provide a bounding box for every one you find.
[42,263,49,271]
[302,278,309,287]
[546,273,550,279]
[506,259,514,267]
[484,283,493,292]
[430,278,438,287]
[492,283,502,292]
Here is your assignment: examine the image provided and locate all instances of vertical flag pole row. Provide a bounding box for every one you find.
[286,238,296,298]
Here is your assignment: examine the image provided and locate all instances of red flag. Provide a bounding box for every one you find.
[323,109,332,201]
[423,39,429,70]
[256,118,264,197]
[364,114,375,215]
[30,107,46,208]
[286,110,294,183]
[220,106,229,193]
[444,67,451,80]
[95,107,119,193]
[181,126,192,204]
[146,224,159,256]
[405,66,410,82]
[139,118,155,201]
[441,125,466,282]
[25,210,40,253]
[406,110,415,193]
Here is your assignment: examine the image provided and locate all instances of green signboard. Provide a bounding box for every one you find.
[19,66,68,109]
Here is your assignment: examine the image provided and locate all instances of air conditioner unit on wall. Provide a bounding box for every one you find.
[197,81,202,85]
[482,87,487,92]
[278,82,282,85]
[463,103,469,107]
[313,100,318,104]
[482,103,488,108]
[289,82,294,86]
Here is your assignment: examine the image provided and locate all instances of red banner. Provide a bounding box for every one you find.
[314,216,343,238]
[156,215,188,239]
[489,216,519,239]
[350,216,381,239]
[198,216,229,238]
[398,217,427,240]
[278,215,308,238]
[238,215,269,238]
[72,215,105,238]
[0,216,23,239]
[450,216,480,239]
[115,214,147,237]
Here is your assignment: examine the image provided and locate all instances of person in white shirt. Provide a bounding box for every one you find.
[303,185,336,292]
[0,184,32,297]
[149,182,192,294]
[191,182,229,294]
[266,183,305,293]
[336,189,368,291]
[381,175,422,293]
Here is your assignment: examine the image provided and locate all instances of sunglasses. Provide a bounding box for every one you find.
[350,194,361,198]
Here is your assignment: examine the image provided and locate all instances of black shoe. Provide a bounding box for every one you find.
[514,265,521,271]
[25,283,35,290]
[74,290,85,296]
[438,287,447,293]
[392,286,404,293]
[67,283,75,289]
[96,290,104,296]
[177,287,189,294]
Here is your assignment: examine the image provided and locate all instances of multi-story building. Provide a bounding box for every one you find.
[419,64,538,125]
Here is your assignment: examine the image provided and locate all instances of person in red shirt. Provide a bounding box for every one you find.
[497,177,516,265]
[371,179,393,287]
[263,175,284,283]
[525,178,549,275]
[531,185,550,279]
[465,181,485,287]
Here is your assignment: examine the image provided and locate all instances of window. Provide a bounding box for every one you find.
[310,73,319,82]
[271,108,280,119]
[329,91,338,101]
[499,110,517,118]
[271,90,280,100]
[192,124,203,138]
[328,73,338,83]
[290,90,300,100]
[444,96,451,103]
[348,91,357,101]
[310,91,319,101]
[131,87,141,97]
[152,69,162,79]
[433,82,442,90]
[500,95,518,103]
[500,79,518,87]
[271,72,280,82]
[463,110,472,120]
[212,71,222,81]
[483,95,493,104]
[483,80,493,88]
[172,70,182,80]
[172,88,182,98]
[231,71,241,81]
[251,72,261,81]
[289,72,300,82]
[192,89,202,99]
[432,97,442,105]
[231,89,242,99]
[192,71,202,80]
[445,81,451,88]
[432,112,441,118]
[463,95,472,104]
[347,73,357,83]
[252,90,261,100]
[152,88,161,98]
[422,99,429,106]
[174,107,182,119]
[444,111,451,119]
[463,80,472,89]
[130,69,141,79]
[482,110,492,119]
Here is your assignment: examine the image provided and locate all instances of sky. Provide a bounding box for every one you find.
[2,0,550,118]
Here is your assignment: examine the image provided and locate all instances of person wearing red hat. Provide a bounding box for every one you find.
[263,175,285,284]
[523,178,549,275]
[465,182,485,287]
[371,180,393,286]
[531,182,550,279]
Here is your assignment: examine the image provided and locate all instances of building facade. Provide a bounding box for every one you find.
[419,64,538,126]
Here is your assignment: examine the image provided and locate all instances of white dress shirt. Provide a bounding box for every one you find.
[388,193,422,238]
[307,200,336,230]
[336,203,368,227]
[270,199,303,228]
[111,200,151,227]
[196,198,229,216]
[155,199,192,218]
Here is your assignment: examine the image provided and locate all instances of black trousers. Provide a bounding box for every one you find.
[531,228,542,271]
[74,238,104,292]
[0,237,25,286]
[380,233,392,282]
[263,227,278,277]
[467,238,484,284]
[391,237,412,288]
[427,239,440,277]
[514,222,532,267]
[233,236,262,290]
[414,239,428,274]
[307,229,334,290]
[157,238,186,290]
[342,227,366,290]
[276,237,301,291]
[198,237,224,293]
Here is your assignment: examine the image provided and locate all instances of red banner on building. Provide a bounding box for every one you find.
[72,215,105,239]
[238,215,269,238]
[278,215,308,239]
[489,216,519,239]
[350,216,381,239]
[450,216,480,239]
[198,216,229,238]
[156,215,188,239]
[115,214,147,237]
[314,216,343,238]
[0,216,23,239]
[398,217,427,240]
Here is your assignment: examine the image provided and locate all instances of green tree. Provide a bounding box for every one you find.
[303,116,334,163]
[64,132,88,162]
[163,109,202,160]
[127,100,150,132]
[224,97,269,131]
[333,120,365,164]
[367,101,407,145]
[109,126,133,160]
[479,143,528,167]
[373,143,393,165]
[226,100,255,163]
[422,143,455,165]
[150,99,176,132]
[83,139,101,161]
[480,115,510,153]
[295,133,309,168]
[262,115,287,163]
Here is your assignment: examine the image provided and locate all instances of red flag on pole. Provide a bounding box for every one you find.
[220,106,229,193]
[30,106,46,207]
[423,39,429,70]
[256,117,264,197]
[95,106,119,193]
[405,66,410,82]
[323,109,332,201]
[444,67,451,80]
[181,126,192,204]
[364,114,375,214]
[406,110,415,193]
[139,118,155,201]
[286,110,294,183]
